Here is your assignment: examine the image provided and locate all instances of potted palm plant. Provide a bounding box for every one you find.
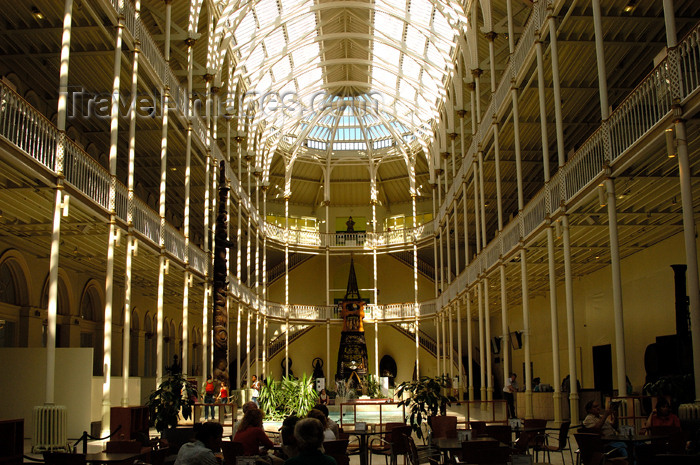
[146,361,198,433]
[396,375,455,440]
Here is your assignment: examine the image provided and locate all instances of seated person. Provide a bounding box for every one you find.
[284,418,337,465]
[583,400,628,460]
[174,422,223,465]
[232,401,259,437]
[644,397,681,431]
[307,409,336,441]
[278,415,300,460]
[313,404,339,439]
[233,408,275,456]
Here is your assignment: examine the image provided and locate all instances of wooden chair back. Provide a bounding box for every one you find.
[484,425,512,445]
[323,439,350,465]
[469,420,488,438]
[221,441,246,465]
[430,415,458,439]
[573,432,605,465]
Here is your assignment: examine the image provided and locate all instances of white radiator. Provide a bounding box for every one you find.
[679,402,700,420]
[32,405,69,452]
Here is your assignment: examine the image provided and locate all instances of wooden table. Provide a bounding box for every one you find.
[85,452,145,465]
[601,434,666,463]
[433,437,506,463]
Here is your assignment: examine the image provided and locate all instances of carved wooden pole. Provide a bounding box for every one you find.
[213,160,230,385]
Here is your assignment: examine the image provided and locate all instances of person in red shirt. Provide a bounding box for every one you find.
[645,397,681,431]
[233,408,274,456]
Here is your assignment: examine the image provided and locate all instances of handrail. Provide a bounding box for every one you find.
[440,17,700,308]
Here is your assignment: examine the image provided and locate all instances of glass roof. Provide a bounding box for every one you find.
[213,0,467,160]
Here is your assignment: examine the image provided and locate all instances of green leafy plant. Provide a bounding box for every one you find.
[363,374,381,398]
[146,364,198,433]
[259,373,318,420]
[643,374,695,407]
[396,375,455,439]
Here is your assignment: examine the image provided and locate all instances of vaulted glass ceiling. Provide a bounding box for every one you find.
[214,0,466,161]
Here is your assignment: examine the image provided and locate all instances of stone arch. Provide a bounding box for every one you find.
[41,269,73,316]
[0,249,31,306]
[79,279,104,322]
[23,89,44,113]
[2,73,21,92]
[66,126,83,148]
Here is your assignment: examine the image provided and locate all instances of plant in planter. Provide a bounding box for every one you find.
[146,362,198,433]
[396,375,455,439]
[643,374,695,408]
[258,373,318,420]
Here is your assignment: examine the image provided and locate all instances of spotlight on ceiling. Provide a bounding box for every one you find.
[31,6,45,20]
[623,1,637,13]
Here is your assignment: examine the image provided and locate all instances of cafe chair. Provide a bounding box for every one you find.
[369,425,412,465]
[42,452,86,465]
[649,426,685,454]
[404,434,441,465]
[338,427,361,456]
[221,441,246,465]
[430,416,458,439]
[574,433,627,465]
[456,441,510,465]
[323,439,350,465]
[533,420,573,465]
[484,425,512,446]
[468,421,488,438]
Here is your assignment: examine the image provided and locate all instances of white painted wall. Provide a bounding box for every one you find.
[0,348,92,439]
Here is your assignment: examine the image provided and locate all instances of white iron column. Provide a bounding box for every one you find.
[467,292,474,401]
[123,7,141,402]
[457,299,463,400]
[46,0,74,405]
[663,0,700,403]
[484,277,492,402]
[413,194,420,377]
[593,0,626,394]
[562,214,579,423]
[182,36,195,381]
[102,11,124,432]
[284,195,290,378]
[449,305,454,380]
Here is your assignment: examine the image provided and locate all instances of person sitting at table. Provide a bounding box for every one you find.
[643,397,681,431]
[284,418,337,465]
[232,401,258,437]
[307,408,337,441]
[234,408,275,455]
[278,414,300,460]
[174,421,223,465]
[313,404,339,439]
[583,400,628,460]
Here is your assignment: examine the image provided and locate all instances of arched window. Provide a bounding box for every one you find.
[80,285,101,321]
[0,260,18,305]
[144,313,156,377]
[129,309,140,377]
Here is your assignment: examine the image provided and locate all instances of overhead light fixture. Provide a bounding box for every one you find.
[623,1,637,13]
[665,128,676,158]
[31,6,45,20]
[598,184,607,207]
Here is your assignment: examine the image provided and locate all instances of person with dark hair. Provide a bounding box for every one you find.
[284,418,337,465]
[307,409,336,441]
[583,400,627,460]
[502,372,518,418]
[644,397,680,431]
[233,408,275,456]
[202,376,216,421]
[313,404,339,439]
[174,421,223,465]
[278,415,300,460]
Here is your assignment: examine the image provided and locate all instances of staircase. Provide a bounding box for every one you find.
[267,253,313,284]
[389,251,435,280]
